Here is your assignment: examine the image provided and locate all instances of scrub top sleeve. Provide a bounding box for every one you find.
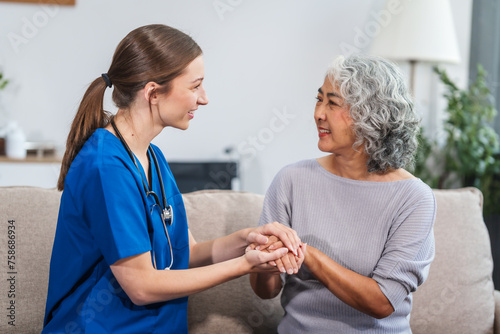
[84,163,152,266]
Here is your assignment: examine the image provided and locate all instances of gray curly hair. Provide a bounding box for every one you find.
[327,54,420,173]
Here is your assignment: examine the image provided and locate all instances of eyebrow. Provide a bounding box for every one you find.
[318,87,342,99]
[192,77,204,84]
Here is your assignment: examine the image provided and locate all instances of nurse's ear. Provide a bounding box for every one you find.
[143,82,160,105]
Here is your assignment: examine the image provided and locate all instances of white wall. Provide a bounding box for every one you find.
[0,0,472,193]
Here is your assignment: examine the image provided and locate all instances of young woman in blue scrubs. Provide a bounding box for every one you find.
[42,24,303,334]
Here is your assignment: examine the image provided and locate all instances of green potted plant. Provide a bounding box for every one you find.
[414,64,500,216]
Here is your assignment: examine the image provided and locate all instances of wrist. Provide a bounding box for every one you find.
[236,254,253,275]
[303,245,316,268]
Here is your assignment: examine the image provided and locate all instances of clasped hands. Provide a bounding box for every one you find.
[245,222,306,275]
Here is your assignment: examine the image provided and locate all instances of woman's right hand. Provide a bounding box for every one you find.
[243,247,290,273]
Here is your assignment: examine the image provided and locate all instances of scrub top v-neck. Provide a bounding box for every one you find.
[43,129,190,334]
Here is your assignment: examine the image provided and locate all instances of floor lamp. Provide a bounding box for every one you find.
[369,0,461,94]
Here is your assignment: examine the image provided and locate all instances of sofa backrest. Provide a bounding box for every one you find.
[0,187,61,334]
[410,187,494,334]
[0,187,495,334]
[183,190,283,333]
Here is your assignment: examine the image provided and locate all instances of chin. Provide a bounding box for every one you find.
[170,122,190,131]
[317,143,331,153]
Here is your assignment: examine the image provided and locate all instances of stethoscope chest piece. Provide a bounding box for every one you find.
[162,205,173,225]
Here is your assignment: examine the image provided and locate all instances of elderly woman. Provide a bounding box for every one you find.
[250,54,436,333]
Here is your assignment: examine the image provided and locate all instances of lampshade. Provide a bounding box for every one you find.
[370,0,460,64]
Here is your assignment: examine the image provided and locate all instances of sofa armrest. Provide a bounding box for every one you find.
[495,290,500,334]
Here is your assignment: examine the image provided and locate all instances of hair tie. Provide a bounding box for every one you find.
[101,73,112,88]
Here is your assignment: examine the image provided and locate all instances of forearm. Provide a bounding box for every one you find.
[249,272,282,299]
[112,252,251,305]
[305,245,394,319]
[190,228,252,267]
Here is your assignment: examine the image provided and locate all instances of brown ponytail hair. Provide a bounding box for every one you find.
[57,24,202,190]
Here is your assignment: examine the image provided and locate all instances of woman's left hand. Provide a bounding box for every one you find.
[247,235,307,274]
[246,222,301,256]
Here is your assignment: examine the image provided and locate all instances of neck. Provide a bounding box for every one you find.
[318,152,372,181]
[108,109,161,158]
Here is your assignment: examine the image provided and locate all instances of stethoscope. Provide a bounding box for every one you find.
[111,118,174,270]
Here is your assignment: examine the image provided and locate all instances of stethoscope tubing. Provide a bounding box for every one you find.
[110,118,174,270]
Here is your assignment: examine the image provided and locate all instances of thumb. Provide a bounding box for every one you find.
[262,247,288,262]
[247,231,268,245]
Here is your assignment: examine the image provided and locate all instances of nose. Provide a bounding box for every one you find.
[314,104,326,122]
[197,86,209,105]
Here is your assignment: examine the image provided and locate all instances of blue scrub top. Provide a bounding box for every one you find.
[43,129,190,334]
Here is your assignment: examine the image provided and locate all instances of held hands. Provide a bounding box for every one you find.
[245,222,306,275]
[246,222,301,255]
[246,235,306,275]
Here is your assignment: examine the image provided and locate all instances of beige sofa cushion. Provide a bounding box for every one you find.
[183,190,283,334]
[0,186,494,333]
[0,187,61,334]
[410,187,494,334]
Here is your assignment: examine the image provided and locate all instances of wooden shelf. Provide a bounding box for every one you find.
[0,155,61,163]
[0,0,75,5]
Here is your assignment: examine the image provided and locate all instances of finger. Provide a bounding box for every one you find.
[281,252,297,275]
[268,240,284,250]
[297,245,304,259]
[301,243,307,256]
[292,252,300,273]
[274,257,285,273]
[256,235,279,251]
[261,223,300,255]
[263,247,280,269]
[296,246,305,267]
[271,222,301,254]
[245,243,257,253]
[259,247,277,267]
[260,247,289,264]
[247,231,268,245]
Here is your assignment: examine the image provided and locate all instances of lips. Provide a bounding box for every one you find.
[188,111,195,119]
[318,128,331,137]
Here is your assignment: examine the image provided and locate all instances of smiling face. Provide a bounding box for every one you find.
[314,76,357,155]
[156,55,208,130]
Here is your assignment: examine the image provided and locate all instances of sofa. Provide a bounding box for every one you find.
[0,186,498,333]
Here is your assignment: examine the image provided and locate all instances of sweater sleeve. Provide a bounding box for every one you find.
[258,167,293,228]
[371,185,436,310]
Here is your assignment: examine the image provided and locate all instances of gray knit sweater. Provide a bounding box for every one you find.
[258,159,436,334]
